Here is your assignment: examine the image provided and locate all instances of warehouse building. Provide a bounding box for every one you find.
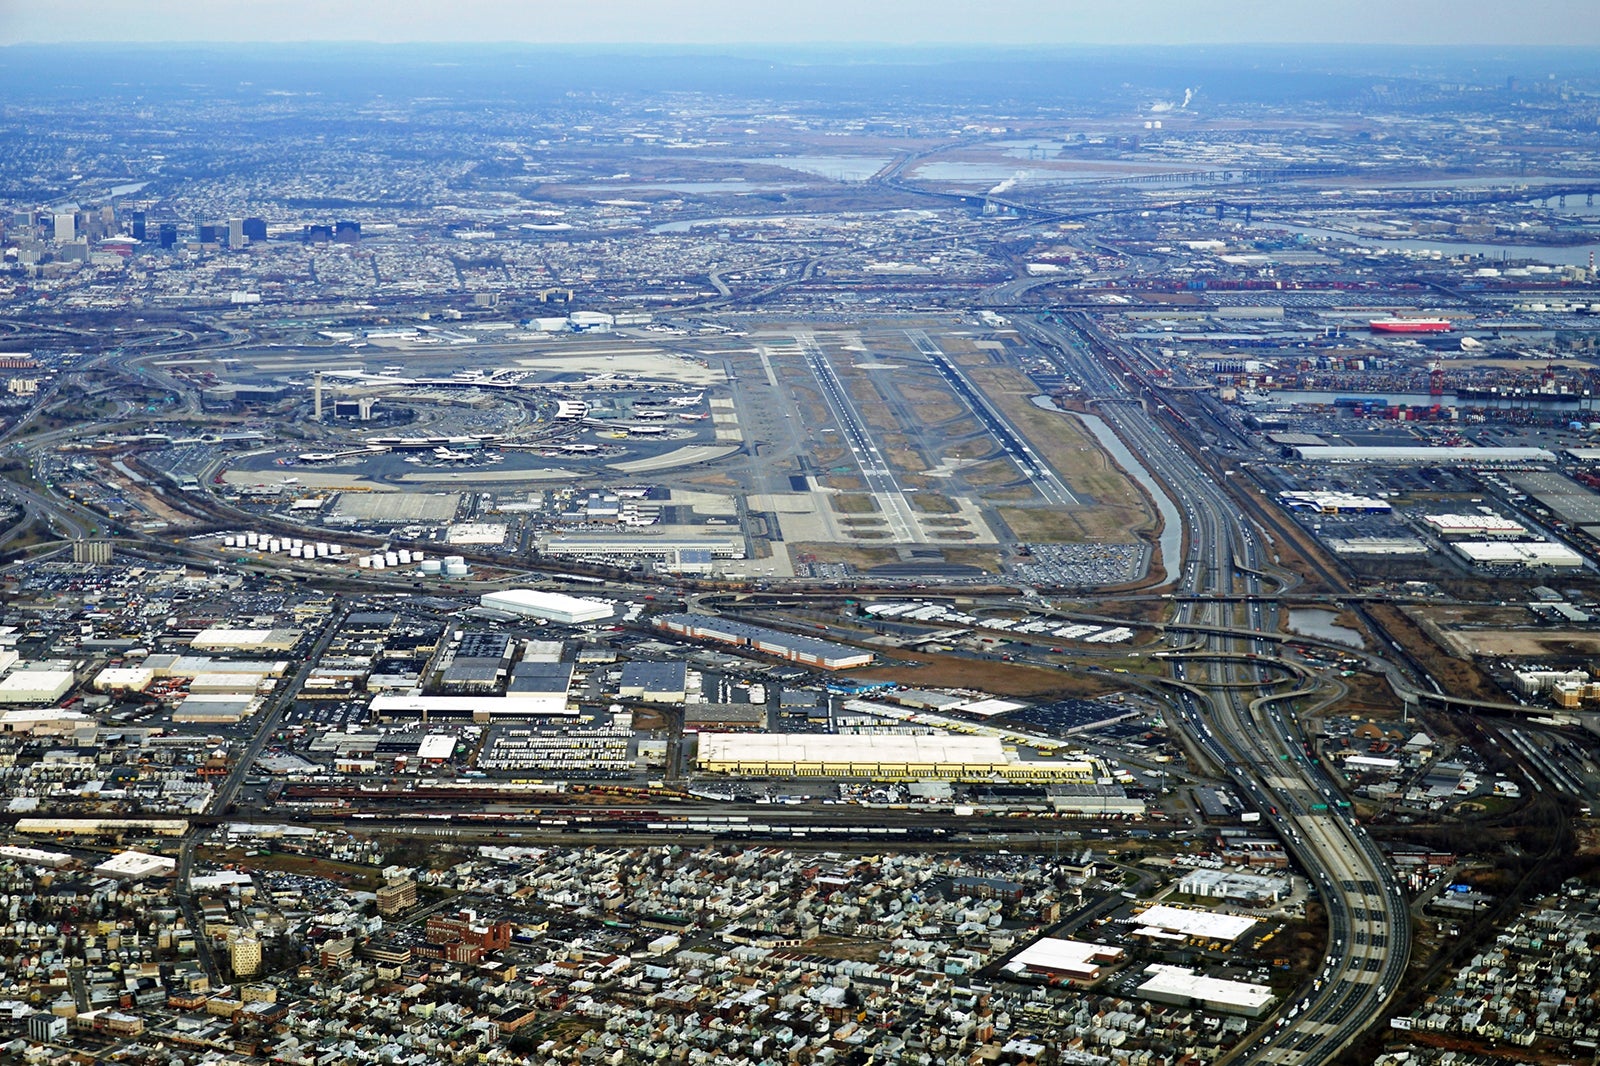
[1130,904,1259,948]
[1288,445,1555,464]
[1176,868,1291,906]
[93,666,156,693]
[654,613,873,670]
[507,660,575,697]
[0,708,94,737]
[1004,938,1126,983]
[94,850,177,881]
[190,628,303,654]
[1422,513,1531,539]
[1452,541,1585,569]
[479,589,613,625]
[368,692,575,721]
[0,845,72,868]
[1278,490,1391,514]
[618,660,689,703]
[538,533,745,571]
[0,668,75,705]
[695,732,1097,782]
[1135,964,1275,1017]
[16,818,189,837]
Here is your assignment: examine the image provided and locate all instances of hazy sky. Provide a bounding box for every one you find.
[1,0,1595,47]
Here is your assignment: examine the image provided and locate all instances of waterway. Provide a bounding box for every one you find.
[1070,409,1185,582]
[1286,608,1364,649]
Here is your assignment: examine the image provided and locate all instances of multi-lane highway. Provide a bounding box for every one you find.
[1030,312,1410,1066]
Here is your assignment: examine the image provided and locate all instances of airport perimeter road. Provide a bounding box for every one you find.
[1032,313,1410,1066]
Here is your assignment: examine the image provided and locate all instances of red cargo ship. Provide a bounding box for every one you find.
[1368,318,1452,333]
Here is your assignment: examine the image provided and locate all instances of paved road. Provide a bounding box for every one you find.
[1037,313,1410,1066]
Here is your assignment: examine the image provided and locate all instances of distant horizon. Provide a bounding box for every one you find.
[3,0,1596,48]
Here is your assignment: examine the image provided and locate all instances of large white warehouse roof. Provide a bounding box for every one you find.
[479,588,612,624]
[1290,446,1554,463]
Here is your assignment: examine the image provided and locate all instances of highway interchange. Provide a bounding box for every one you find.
[1032,313,1411,1066]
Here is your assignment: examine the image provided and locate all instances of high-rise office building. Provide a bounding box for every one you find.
[242,217,268,242]
[334,219,361,243]
[158,222,178,249]
[52,213,75,242]
[131,211,146,241]
[228,217,245,246]
[198,223,220,244]
[304,223,333,244]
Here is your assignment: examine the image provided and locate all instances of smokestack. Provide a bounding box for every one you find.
[314,371,323,420]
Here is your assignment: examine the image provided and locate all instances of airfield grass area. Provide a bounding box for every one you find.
[910,492,958,513]
[829,494,879,515]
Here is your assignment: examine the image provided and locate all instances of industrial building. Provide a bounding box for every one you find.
[1176,868,1292,905]
[507,660,576,697]
[0,668,75,704]
[368,692,576,721]
[1004,938,1126,983]
[1452,541,1585,569]
[538,533,744,573]
[1277,490,1391,514]
[478,589,613,626]
[94,850,178,881]
[618,660,690,703]
[1135,964,1275,1018]
[0,845,71,868]
[190,627,303,653]
[654,613,873,670]
[1288,445,1556,464]
[1421,513,1530,539]
[0,707,94,736]
[1130,904,1259,948]
[93,666,157,693]
[695,732,1098,781]
[15,818,189,837]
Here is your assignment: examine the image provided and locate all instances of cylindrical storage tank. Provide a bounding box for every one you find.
[411,551,424,561]
[289,546,300,558]
[267,539,280,553]
[330,545,344,556]
[420,559,443,574]
[371,557,386,570]
[398,550,412,564]
[292,539,304,549]
[444,555,465,566]
[316,543,330,557]
[246,533,259,547]
[223,536,236,548]
[385,551,399,566]
[357,556,372,568]
[444,561,469,576]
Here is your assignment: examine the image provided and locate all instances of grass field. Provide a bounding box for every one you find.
[790,542,901,568]
[910,492,958,513]
[830,494,879,514]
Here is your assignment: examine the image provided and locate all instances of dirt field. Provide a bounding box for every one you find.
[854,654,1118,698]
[1372,604,1500,701]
